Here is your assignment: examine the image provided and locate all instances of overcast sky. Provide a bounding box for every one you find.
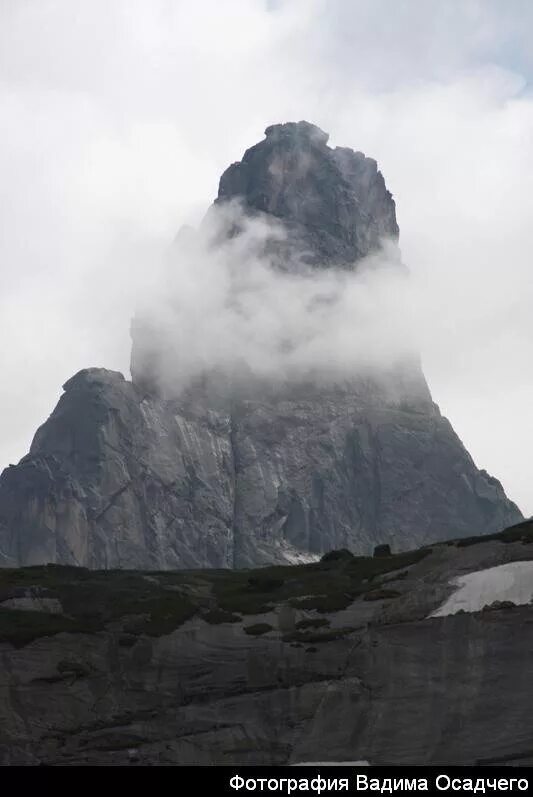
[1,0,532,515]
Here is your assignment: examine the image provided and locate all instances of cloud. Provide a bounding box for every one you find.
[0,0,532,513]
[131,201,419,398]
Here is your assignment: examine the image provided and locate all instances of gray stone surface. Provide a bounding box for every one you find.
[0,365,521,569]
[213,120,399,269]
[0,369,235,569]
[0,121,522,569]
[1,527,533,765]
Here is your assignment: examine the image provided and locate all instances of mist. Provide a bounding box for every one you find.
[1,1,532,513]
[131,201,420,398]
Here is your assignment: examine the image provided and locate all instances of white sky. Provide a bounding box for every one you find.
[0,0,532,514]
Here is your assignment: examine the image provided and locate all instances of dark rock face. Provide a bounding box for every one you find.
[0,369,235,569]
[2,522,533,765]
[0,365,521,569]
[0,121,522,569]
[216,120,399,268]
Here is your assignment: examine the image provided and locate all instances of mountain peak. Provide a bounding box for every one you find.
[216,121,399,267]
[264,120,329,146]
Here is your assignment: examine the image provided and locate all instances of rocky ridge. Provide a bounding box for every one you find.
[0,121,522,569]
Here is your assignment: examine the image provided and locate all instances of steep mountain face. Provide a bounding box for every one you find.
[215,120,399,268]
[0,121,522,569]
[2,519,533,766]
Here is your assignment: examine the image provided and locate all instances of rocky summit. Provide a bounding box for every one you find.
[0,121,522,570]
[214,120,399,267]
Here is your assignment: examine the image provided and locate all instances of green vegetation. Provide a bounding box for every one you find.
[450,518,533,548]
[244,623,273,636]
[210,547,429,617]
[0,608,94,649]
[0,546,430,647]
[284,626,357,644]
[0,565,196,647]
[202,608,242,624]
[295,617,330,630]
[320,549,354,563]
[363,588,401,601]
[289,593,353,612]
[118,633,138,647]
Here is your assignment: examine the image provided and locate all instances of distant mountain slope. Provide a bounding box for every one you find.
[0,122,522,569]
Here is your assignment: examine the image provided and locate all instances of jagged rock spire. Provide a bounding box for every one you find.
[0,124,522,570]
[216,120,399,267]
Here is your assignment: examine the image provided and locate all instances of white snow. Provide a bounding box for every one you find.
[430,560,533,617]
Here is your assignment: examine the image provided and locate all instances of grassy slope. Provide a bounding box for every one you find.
[1,518,531,648]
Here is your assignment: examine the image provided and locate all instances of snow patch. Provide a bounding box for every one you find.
[430,561,533,617]
[273,539,320,565]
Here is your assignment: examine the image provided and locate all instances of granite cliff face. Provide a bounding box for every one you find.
[1,519,533,765]
[0,121,522,569]
[214,120,399,268]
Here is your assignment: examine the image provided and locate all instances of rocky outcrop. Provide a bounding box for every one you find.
[1,519,533,765]
[214,120,399,268]
[0,121,522,569]
[0,365,521,569]
[0,369,235,569]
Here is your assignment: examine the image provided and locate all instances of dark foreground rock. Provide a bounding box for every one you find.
[1,519,533,765]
